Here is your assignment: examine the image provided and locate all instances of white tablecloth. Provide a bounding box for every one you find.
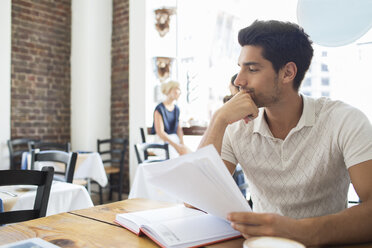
[128,164,181,203]
[74,153,108,187]
[22,152,108,187]
[0,181,93,216]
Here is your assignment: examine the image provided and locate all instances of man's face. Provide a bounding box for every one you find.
[235,45,282,108]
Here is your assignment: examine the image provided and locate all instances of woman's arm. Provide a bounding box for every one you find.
[154,110,188,155]
[176,124,185,145]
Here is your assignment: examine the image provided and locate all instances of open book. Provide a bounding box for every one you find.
[115,205,241,248]
[142,145,251,220]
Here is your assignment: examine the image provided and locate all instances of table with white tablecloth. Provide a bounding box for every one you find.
[22,152,108,187]
[128,163,181,203]
[0,181,93,216]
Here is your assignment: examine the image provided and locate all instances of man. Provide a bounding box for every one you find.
[199,20,372,246]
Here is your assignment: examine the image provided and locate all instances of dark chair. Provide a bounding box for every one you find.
[7,138,39,170]
[0,166,54,225]
[139,127,157,158]
[30,150,77,184]
[134,142,170,164]
[140,127,147,143]
[96,138,128,204]
[28,141,71,153]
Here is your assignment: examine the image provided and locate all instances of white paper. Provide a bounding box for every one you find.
[0,238,60,248]
[143,145,251,220]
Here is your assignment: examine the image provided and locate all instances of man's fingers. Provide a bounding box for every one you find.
[228,212,276,226]
[232,223,276,237]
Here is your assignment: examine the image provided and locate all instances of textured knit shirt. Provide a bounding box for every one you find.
[221,95,372,218]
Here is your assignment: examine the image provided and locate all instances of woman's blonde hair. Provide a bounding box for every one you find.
[161,80,180,95]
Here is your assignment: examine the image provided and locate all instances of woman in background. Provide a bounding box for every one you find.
[151,81,190,158]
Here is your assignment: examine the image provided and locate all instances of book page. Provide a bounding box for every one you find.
[143,145,251,220]
[115,206,205,234]
[142,214,241,248]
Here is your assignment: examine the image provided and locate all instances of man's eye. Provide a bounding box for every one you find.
[249,67,258,72]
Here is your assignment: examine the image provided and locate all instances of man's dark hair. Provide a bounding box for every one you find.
[238,20,313,91]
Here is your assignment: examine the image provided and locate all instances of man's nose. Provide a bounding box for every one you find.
[234,73,246,88]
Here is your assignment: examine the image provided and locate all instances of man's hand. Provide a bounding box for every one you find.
[227,212,312,245]
[218,91,259,125]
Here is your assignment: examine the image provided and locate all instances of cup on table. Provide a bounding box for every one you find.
[243,237,305,248]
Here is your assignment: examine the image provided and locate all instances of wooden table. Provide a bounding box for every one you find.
[0,198,371,248]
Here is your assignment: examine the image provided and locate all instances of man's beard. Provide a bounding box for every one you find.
[240,77,281,108]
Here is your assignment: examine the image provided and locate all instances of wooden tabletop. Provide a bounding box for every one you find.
[0,198,371,248]
[0,212,158,248]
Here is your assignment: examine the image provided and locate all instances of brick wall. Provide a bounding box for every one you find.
[11,0,71,143]
[111,0,130,192]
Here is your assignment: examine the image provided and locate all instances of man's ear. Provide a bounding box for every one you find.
[282,62,297,84]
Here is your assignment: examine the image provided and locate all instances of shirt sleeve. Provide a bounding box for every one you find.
[336,106,372,168]
[221,125,238,165]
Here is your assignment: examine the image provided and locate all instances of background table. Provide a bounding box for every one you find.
[0,181,93,216]
[0,198,371,248]
[128,164,181,203]
[22,152,108,187]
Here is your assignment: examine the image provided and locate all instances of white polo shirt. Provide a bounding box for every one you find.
[221,95,372,218]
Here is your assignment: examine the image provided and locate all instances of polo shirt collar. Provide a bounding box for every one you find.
[296,94,316,129]
[252,94,315,136]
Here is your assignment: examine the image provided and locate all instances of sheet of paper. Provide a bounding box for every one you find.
[143,145,251,220]
[0,238,61,248]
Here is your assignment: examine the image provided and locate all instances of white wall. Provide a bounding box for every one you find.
[0,0,11,170]
[71,0,112,152]
[129,0,147,183]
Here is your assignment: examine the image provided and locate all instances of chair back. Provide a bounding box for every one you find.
[31,150,77,183]
[97,138,128,168]
[7,138,39,170]
[28,141,71,152]
[140,127,146,143]
[96,138,128,203]
[134,142,170,164]
[0,166,54,225]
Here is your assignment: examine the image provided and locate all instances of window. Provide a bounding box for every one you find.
[321,77,330,86]
[321,91,330,97]
[147,0,372,126]
[303,78,311,87]
[303,91,312,96]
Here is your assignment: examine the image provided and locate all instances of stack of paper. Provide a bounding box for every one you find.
[142,145,251,220]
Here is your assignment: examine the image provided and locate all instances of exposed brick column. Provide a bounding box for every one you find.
[11,0,71,143]
[112,0,130,192]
